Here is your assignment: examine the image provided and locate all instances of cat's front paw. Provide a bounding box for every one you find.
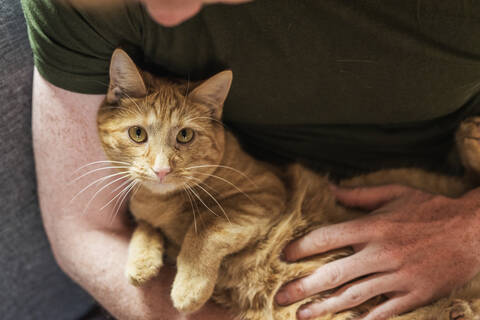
[125,221,164,286]
[126,262,162,287]
[125,251,163,286]
[171,270,215,313]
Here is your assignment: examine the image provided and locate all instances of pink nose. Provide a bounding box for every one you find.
[154,168,171,180]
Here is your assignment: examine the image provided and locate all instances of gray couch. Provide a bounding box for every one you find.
[0,0,95,318]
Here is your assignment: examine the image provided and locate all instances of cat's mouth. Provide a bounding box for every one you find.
[137,169,190,194]
[142,178,179,194]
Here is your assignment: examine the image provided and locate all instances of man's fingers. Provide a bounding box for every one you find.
[333,184,410,211]
[276,251,382,306]
[296,273,399,319]
[361,293,421,320]
[284,220,368,261]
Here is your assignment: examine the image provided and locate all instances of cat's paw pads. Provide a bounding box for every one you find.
[171,272,214,313]
[448,299,474,320]
[125,257,163,287]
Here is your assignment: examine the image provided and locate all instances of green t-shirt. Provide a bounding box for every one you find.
[22,0,480,178]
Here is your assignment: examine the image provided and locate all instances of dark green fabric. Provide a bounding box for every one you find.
[22,0,480,178]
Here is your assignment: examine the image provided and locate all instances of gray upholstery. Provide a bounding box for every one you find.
[0,0,94,318]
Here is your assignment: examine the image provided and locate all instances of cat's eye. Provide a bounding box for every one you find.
[176,128,195,144]
[128,126,148,143]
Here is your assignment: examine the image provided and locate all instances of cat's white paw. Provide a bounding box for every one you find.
[171,271,215,313]
[125,255,163,287]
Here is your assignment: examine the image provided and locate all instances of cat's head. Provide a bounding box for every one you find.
[97,49,232,194]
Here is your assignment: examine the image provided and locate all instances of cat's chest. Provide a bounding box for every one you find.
[129,188,192,246]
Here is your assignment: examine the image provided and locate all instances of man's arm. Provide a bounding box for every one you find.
[33,68,232,320]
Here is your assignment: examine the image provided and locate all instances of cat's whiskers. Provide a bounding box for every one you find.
[112,179,137,212]
[182,185,198,234]
[110,177,136,194]
[69,166,131,185]
[69,171,131,205]
[99,177,136,211]
[187,171,256,204]
[103,179,139,214]
[186,183,202,228]
[184,175,219,194]
[72,160,131,175]
[185,177,231,224]
[185,164,258,187]
[109,179,138,225]
[132,183,142,201]
[184,181,220,218]
[82,173,132,215]
[183,176,230,223]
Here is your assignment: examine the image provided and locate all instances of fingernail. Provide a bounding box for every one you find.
[276,290,290,305]
[298,307,312,319]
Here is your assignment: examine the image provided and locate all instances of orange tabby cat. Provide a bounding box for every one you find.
[97,48,480,320]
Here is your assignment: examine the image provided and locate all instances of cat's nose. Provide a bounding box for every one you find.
[153,167,171,181]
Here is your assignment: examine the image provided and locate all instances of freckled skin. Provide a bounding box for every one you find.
[98,49,480,319]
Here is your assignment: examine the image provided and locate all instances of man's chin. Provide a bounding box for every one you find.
[145,2,202,27]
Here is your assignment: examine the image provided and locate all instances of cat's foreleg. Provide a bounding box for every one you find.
[171,217,261,313]
[126,220,165,286]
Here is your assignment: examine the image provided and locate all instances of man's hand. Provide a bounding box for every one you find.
[275,184,480,320]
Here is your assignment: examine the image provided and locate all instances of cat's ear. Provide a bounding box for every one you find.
[189,70,233,118]
[107,48,147,104]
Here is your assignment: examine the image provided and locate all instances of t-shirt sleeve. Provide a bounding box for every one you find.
[21,0,143,94]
